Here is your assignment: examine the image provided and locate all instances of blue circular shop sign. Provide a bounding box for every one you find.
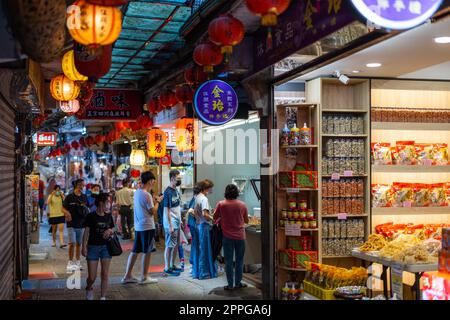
[351,0,443,30]
[194,80,239,126]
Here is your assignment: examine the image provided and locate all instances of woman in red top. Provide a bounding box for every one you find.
[213,184,249,290]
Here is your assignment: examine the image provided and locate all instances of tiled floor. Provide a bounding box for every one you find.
[25,222,262,300]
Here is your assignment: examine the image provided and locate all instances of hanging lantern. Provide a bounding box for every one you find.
[208,15,245,55]
[63,144,71,155]
[175,84,194,105]
[130,168,141,179]
[107,129,121,143]
[74,43,112,79]
[67,0,122,48]
[129,121,141,132]
[79,137,86,147]
[59,100,80,114]
[86,0,128,5]
[193,42,223,73]
[156,96,165,113]
[130,149,146,166]
[85,136,95,147]
[159,89,178,109]
[95,135,105,145]
[115,121,130,132]
[62,50,88,82]
[147,96,159,114]
[175,118,199,152]
[147,128,166,158]
[50,75,80,101]
[71,140,80,150]
[137,114,153,130]
[184,66,207,87]
[245,0,291,27]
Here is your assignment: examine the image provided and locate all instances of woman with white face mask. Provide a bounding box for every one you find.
[47,185,67,248]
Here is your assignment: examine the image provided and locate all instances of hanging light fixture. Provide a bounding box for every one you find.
[175,118,199,152]
[147,128,166,158]
[62,50,88,81]
[130,149,146,166]
[59,99,80,113]
[50,75,80,101]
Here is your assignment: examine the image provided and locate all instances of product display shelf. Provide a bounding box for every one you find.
[322,174,368,178]
[275,103,320,299]
[372,165,450,173]
[306,77,371,268]
[322,213,369,218]
[372,122,450,131]
[372,207,450,215]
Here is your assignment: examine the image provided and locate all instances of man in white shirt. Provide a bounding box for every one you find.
[121,171,163,285]
[116,178,134,240]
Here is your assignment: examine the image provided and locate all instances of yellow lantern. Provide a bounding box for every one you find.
[147,128,166,158]
[59,100,80,113]
[62,50,88,81]
[130,149,146,167]
[175,118,199,152]
[67,0,122,48]
[50,75,80,101]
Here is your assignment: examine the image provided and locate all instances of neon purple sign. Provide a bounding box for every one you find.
[351,0,443,29]
[194,80,239,126]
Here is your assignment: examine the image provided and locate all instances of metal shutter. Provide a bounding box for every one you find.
[0,99,16,299]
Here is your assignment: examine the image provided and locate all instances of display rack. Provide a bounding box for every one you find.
[307,78,371,267]
[275,103,319,299]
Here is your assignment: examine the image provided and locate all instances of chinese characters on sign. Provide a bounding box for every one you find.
[194,80,239,126]
[78,89,143,121]
[254,0,356,73]
[163,129,177,148]
[351,0,443,29]
[36,132,57,147]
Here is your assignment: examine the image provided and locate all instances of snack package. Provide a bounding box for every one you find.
[390,182,413,207]
[396,141,416,165]
[429,183,446,207]
[446,183,450,207]
[434,143,449,166]
[372,184,392,208]
[391,146,399,164]
[412,183,430,207]
[372,142,392,165]
[415,143,435,166]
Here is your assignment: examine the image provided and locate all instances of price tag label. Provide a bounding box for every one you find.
[286,188,300,193]
[343,170,354,177]
[423,159,433,166]
[285,224,302,236]
[403,201,412,208]
[391,263,404,300]
[337,213,348,220]
[331,173,340,181]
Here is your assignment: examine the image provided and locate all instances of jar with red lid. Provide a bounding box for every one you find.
[281,209,288,219]
[302,220,310,229]
[287,210,293,219]
[307,210,315,220]
[299,200,308,210]
[310,220,318,229]
[288,200,297,210]
[299,211,307,221]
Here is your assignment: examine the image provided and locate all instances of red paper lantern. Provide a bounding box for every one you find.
[86,0,128,5]
[175,118,199,152]
[115,121,130,132]
[245,0,291,27]
[208,15,245,55]
[129,121,141,132]
[71,140,80,150]
[79,137,86,147]
[159,89,178,109]
[147,96,160,114]
[175,84,194,104]
[74,43,112,79]
[193,42,223,73]
[85,136,95,146]
[63,144,71,154]
[95,135,105,145]
[130,169,140,179]
[156,96,165,112]
[184,66,207,87]
[137,114,153,130]
[78,82,95,108]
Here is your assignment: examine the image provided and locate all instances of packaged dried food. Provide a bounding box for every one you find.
[323,220,329,238]
[326,139,334,157]
[372,142,393,165]
[429,183,446,207]
[333,199,340,214]
[344,116,352,134]
[327,115,335,133]
[335,221,341,238]
[340,199,346,214]
[415,143,435,166]
[290,124,300,146]
[390,182,413,207]
[396,141,416,165]
[372,184,391,208]
[322,158,329,175]
[357,179,364,197]
[328,221,335,238]
[346,198,352,214]
[300,123,311,145]
[322,116,329,134]
[434,143,449,166]
[412,183,430,207]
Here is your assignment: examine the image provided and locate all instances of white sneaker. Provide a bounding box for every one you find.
[66,261,76,273]
[86,289,94,300]
[75,260,83,270]
[100,297,107,300]
[121,277,139,284]
[139,277,158,285]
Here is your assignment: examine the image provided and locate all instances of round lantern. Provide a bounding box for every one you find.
[115,121,130,132]
[67,0,122,48]
[74,43,112,79]
[59,100,80,114]
[147,96,159,114]
[137,114,153,130]
[245,0,291,27]
[50,75,80,101]
[129,121,141,132]
[159,89,178,109]
[63,144,71,154]
[130,149,146,167]
[85,136,95,147]
[147,128,166,158]
[95,135,105,145]
[107,129,121,143]
[130,169,141,179]
[193,43,223,73]
[79,137,86,147]
[86,0,128,5]
[175,118,199,152]
[62,50,88,82]
[175,84,194,104]
[208,15,245,55]
[156,96,165,113]
[71,141,80,150]
[184,66,207,86]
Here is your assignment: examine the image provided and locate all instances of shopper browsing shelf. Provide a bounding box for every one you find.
[163,170,183,276]
[63,179,89,272]
[47,185,67,248]
[116,179,134,240]
[82,193,115,300]
[121,171,162,285]
[214,184,249,290]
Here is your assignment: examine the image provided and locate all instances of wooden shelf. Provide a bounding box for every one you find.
[278,188,319,192]
[322,255,354,259]
[281,145,318,149]
[322,108,368,113]
[277,103,317,109]
[279,227,319,232]
[322,174,368,178]
[372,207,450,215]
[279,266,306,272]
[372,165,450,173]
[372,122,450,131]
[322,134,368,138]
[322,214,369,218]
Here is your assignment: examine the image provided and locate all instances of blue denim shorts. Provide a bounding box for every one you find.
[67,227,84,245]
[87,245,111,261]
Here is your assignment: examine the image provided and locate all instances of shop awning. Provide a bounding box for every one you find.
[96,1,192,88]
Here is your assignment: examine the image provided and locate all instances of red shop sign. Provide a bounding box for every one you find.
[36,132,57,146]
[78,89,143,121]
[160,154,171,166]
